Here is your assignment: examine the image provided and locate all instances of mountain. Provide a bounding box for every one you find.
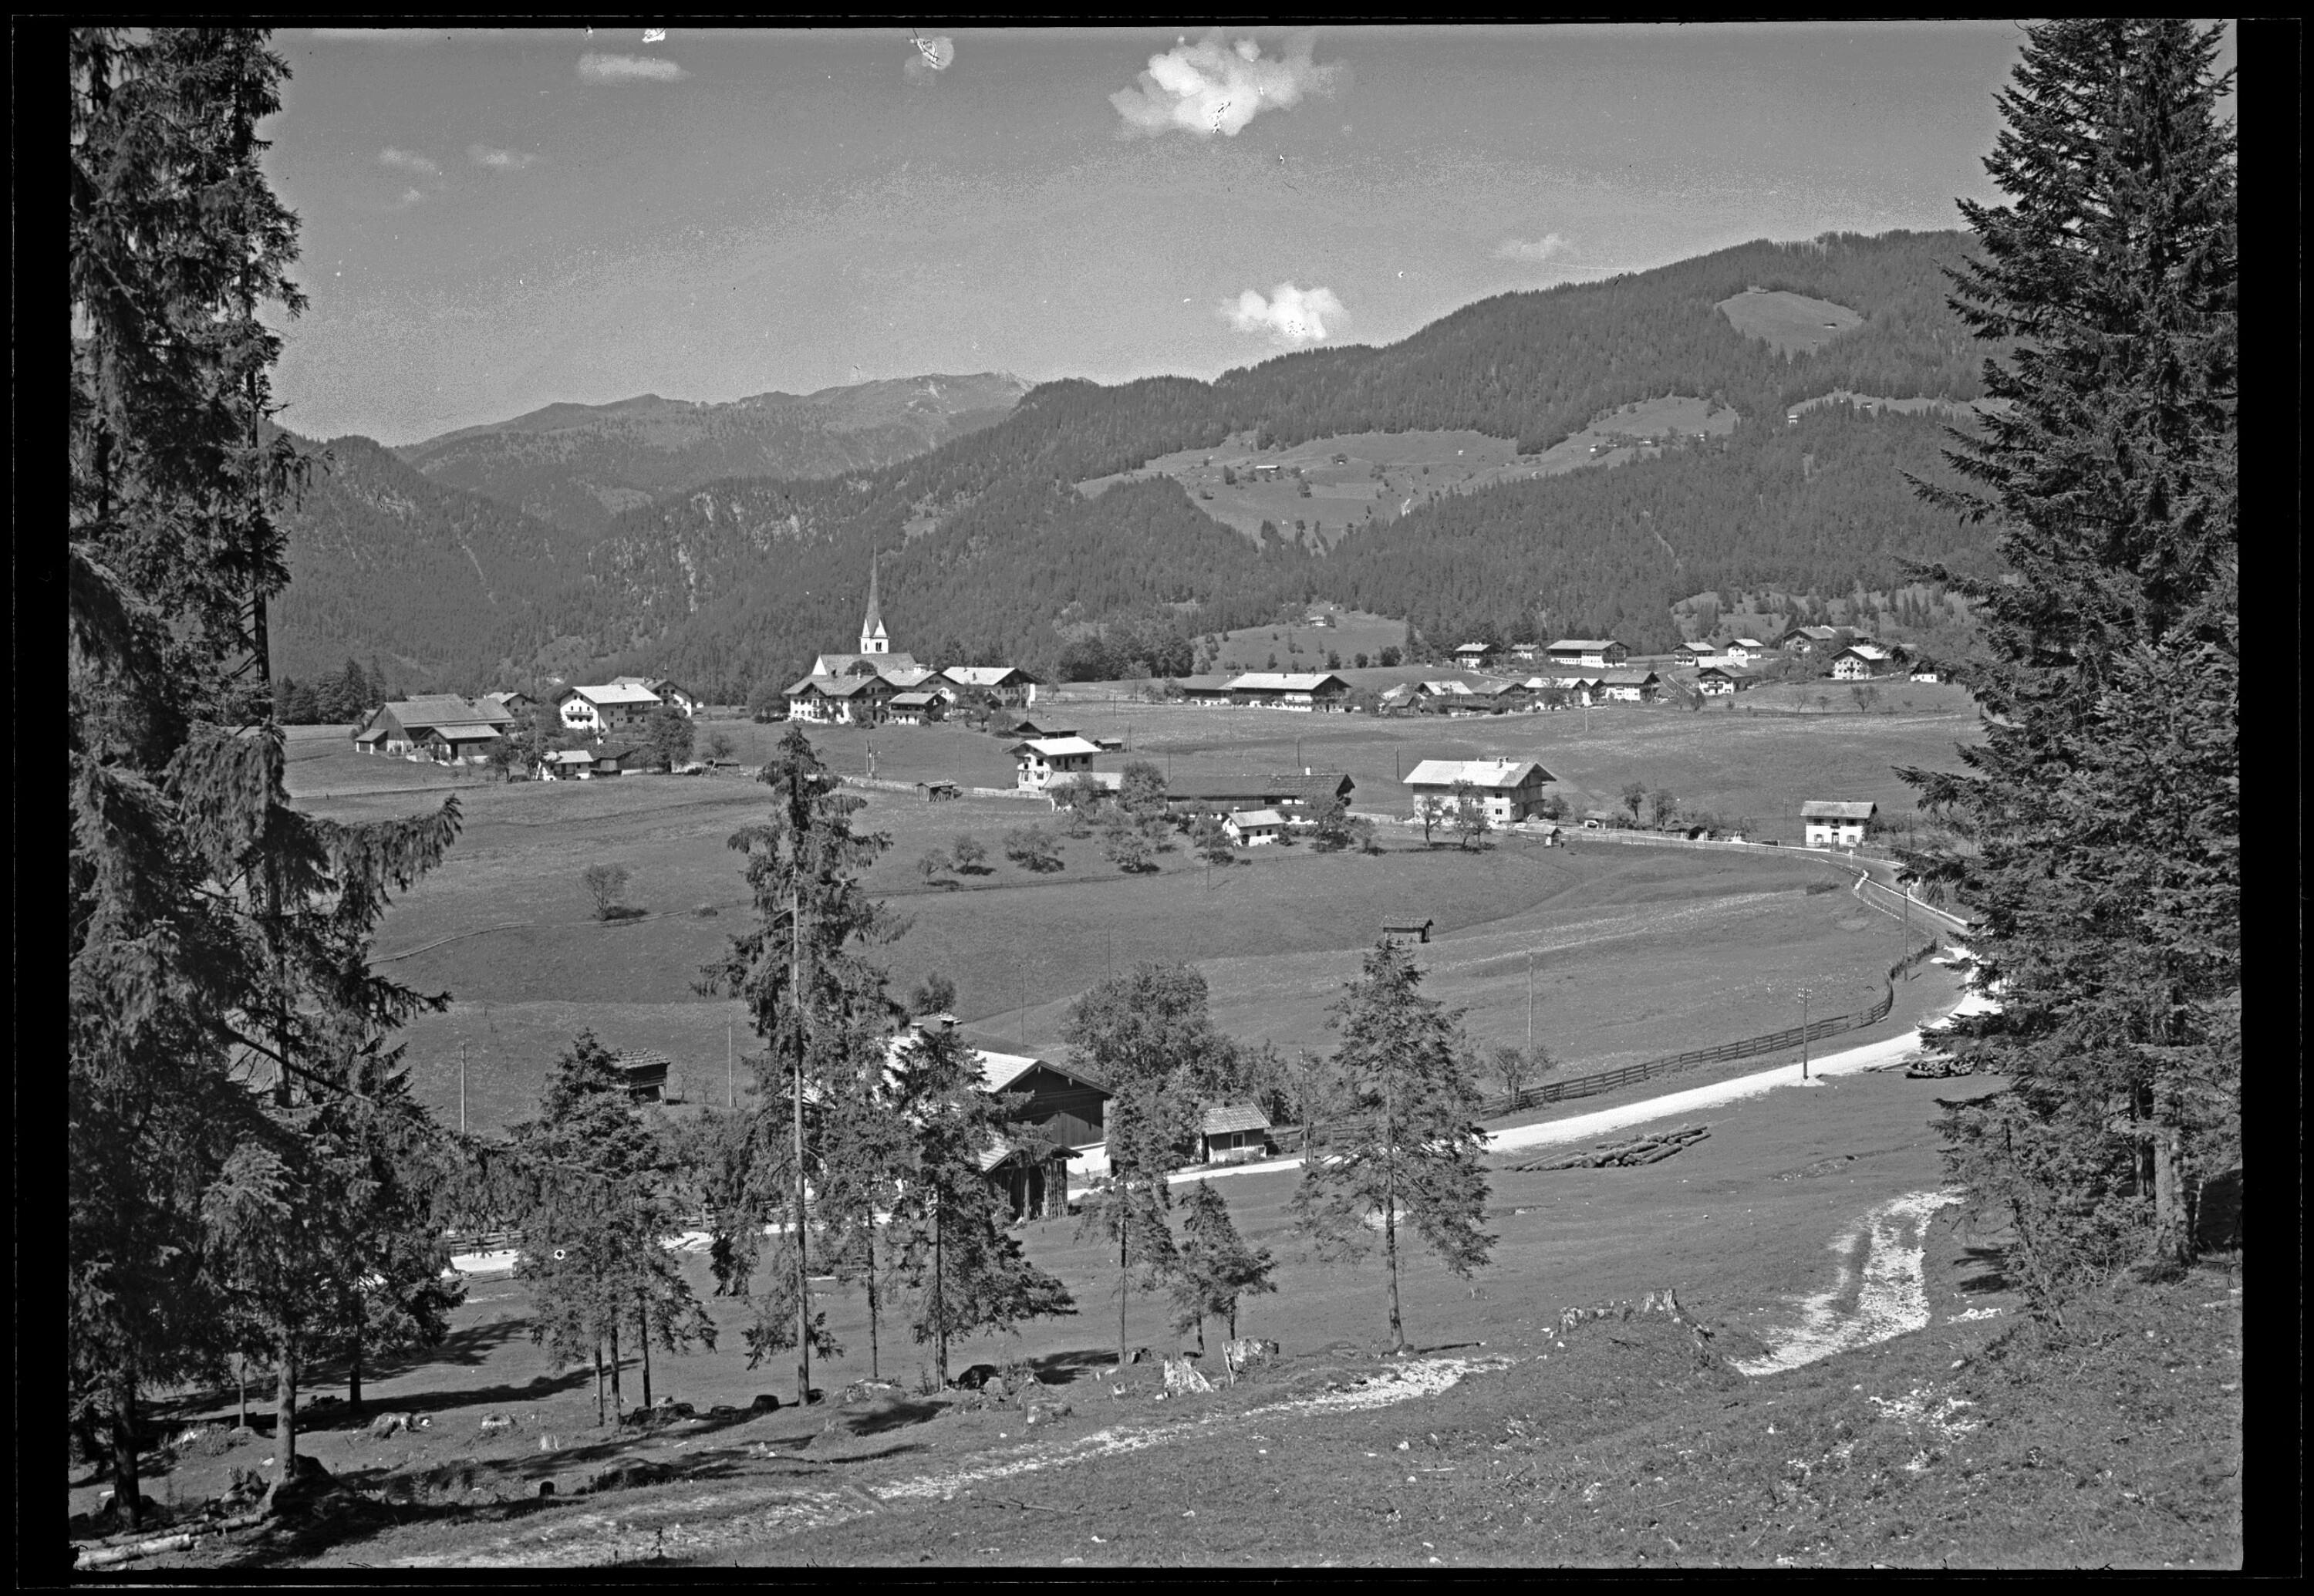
[395,372,1031,538]
[274,230,2005,700]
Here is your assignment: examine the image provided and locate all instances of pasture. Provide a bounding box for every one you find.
[1715,287,1863,356]
[291,696,1978,1141]
[1072,402,1736,549]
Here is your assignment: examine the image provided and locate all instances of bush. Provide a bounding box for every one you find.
[1003,827,1064,872]
[581,864,631,921]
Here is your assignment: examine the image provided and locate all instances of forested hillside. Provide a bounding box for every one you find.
[268,433,587,690]
[396,373,1030,539]
[276,228,2005,699]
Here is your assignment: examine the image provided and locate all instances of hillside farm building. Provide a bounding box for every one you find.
[558,681,662,734]
[1832,644,1896,680]
[1010,735,1103,792]
[1200,1103,1275,1165]
[941,664,1042,707]
[1596,669,1662,704]
[1226,671,1351,710]
[1402,757,1557,828]
[1223,808,1290,846]
[1801,801,1877,848]
[352,695,514,758]
[1544,638,1631,668]
[1696,665,1756,696]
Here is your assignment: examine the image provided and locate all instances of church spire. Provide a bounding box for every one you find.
[860,554,889,655]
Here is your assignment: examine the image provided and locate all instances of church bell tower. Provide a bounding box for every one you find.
[860,555,889,656]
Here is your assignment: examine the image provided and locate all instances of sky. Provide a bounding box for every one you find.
[251,23,2213,448]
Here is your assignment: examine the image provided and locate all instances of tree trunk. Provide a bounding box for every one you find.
[609,1320,623,1419]
[348,1328,363,1415]
[275,1342,300,1486]
[637,1291,653,1410]
[864,1225,880,1381]
[933,1189,947,1385]
[1117,1206,1130,1372]
[111,1370,141,1533]
[236,1358,248,1431]
[2150,1075,2194,1271]
[593,1341,605,1428]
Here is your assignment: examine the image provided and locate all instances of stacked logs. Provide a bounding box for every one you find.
[1515,1123,1709,1172]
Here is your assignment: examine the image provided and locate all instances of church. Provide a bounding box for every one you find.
[782,558,949,725]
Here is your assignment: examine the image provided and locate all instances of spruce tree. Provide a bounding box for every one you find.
[1898,20,2237,1303]
[1169,1180,1277,1351]
[1291,940,1494,1352]
[69,27,461,1525]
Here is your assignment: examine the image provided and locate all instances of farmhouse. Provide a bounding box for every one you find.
[1479,678,1533,711]
[784,673,896,725]
[416,723,504,764]
[1832,643,1894,680]
[1544,638,1631,668]
[481,690,535,715]
[1402,757,1557,827]
[589,743,643,775]
[1778,624,1850,656]
[535,749,596,780]
[1452,642,1496,669]
[996,717,1076,740]
[1597,668,1662,704]
[610,676,697,717]
[885,1021,1111,1220]
[558,682,662,734]
[1226,671,1351,710]
[1223,808,1290,846]
[1173,673,1240,707]
[886,690,947,724]
[1165,772,1356,823]
[1801,800,1877,848]
[1908,665,1942,683]
[1727,638,1769,665]
[940,664,1042,707]
[1696,664,1756,696]
[1671,641,1714,667]
[1200,1103,1275,1165]
[1009,735,1104,792]
[352,694,515,757]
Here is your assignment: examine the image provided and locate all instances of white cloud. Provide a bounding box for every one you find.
[578,52,688,84]
[399,187,426,206]
[467,143,541,172]
[379,147,440,177]
[1112,29,1347,140]
[1224,282,1346,348]
[1496,234,1571,263]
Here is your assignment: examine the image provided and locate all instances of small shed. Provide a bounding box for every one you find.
[616,1049,673,1102]
[1224,808,1289,846]
[1381,919,1435,946]
[1200,1102,1275,1165]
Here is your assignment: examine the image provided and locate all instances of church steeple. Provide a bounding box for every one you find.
[860,555,889,655]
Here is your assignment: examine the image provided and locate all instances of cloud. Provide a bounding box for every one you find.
[399,187,427,206]
[1112,29,1348,140]
[1495,235,1571,263]
[467,143,541,172]
[1223,282,1346,348]
[903,34,956,85]
[577,52,688,83]
[379,147,440,177]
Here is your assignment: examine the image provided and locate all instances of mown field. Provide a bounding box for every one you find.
[102,1056,2244,1572]
[289,703,1978,1139]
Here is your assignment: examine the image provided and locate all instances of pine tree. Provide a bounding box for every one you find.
[886,1024,1074,1383]
[1898,20,2236,1303]
[695,725,898,1400]
[69,28,460,1525]
[1291,940,1494,1352]
[1066,964,1240,1367]
[1169,1180,1277,1351]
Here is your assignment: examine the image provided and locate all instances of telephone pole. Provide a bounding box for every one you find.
[1799,987,1813,1080]
[1526,952,1535,1054]
[791,879,810,1406]
[459,1041,467,1135]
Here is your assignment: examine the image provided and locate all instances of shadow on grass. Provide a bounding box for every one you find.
[1954,1244,2015,1296]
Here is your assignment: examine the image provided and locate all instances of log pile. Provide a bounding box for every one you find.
[1515,1123,1709,1172]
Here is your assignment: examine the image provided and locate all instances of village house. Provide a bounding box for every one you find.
[1452,641,1496,669]
[940,664,1042,707]
[1010,734,1104,792]
[886,690,948,725]
[1402,757,1557,828]
[1199,1103,1275,1165]
[1596,668,1663,704]
[1543,638,1631,668]
[889,1018,1112,1222]
[558,681,662,734]
[1696,664,1756,696]
[535,748,597,781]
[1908,664,1942,683]
[1727,638,1769,665]
[609,677,698,717]
[1226,671,1351,710]
[784,672,895,725]
[1832,643,1895,680]
[1165,772,1356,825]
[1801,800,1877,848]
[351,694,514,758]
[416,724,505,765]
[1223,808,1290,846]
[1482,678,1535,712]
[1671,641,1714,667]
[588,743,642,776]
[1778,623,1850,656]
[1172,672,1240,707]
[481,689,535,716]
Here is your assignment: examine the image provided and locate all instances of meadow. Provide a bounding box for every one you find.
[291,698,1978,1140]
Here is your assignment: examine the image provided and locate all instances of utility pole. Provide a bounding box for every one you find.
[1799,987,1812,1081]
[1526,953,1535,1054]
[791,878,810,1407]
[460,1041,467,1135]
[727,1021,734,1108]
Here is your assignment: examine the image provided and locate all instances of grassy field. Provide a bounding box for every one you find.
[103,1057,2242,1571]
[289,702,1979,1138]
[1715,288,1863,356]
[1073,404,1736,549]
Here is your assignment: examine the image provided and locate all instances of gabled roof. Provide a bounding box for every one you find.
[1010,736,1103,758]
[1226,672,1349,693]
[1203,1102,1272,1135]
[1452,641,1493,654]
[1800,801,1877,820]
[941,664,1040,688]
[1544,639,1622,652]
[1172,673,1240,693]
[889,690,943,707]
[1732,637,1766,649]
[1402,758,1555,790]
[1418,679,1475,697]
[386,694,514,730]
[430,722,504,741]
[1839,643,1894,660]
[1597,669,1661,687]
[1695,664,1753,680]
[811,652,920,679]
[563,683,662,709]
[1227,808,1288,828]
